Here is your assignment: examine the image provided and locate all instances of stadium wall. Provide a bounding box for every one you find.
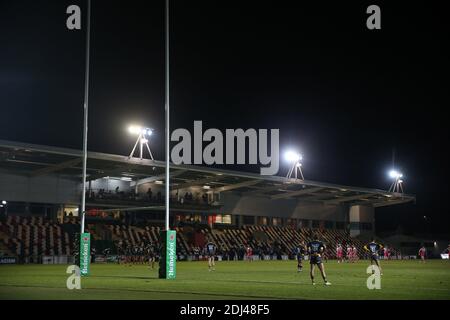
[349,205,374,237]
[218,193,348,222]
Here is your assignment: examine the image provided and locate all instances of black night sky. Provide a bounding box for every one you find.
[0,1,448,236]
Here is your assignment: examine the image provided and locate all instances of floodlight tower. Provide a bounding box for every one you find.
[285,151,304,180]
[388,170,404,193]
[128,125,154,160]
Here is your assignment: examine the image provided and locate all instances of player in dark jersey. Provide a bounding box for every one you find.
[307,235,331,285]
[363,238,384,275]
[295,242,307,272]
[204,240,217,271]
[146,242,156,269]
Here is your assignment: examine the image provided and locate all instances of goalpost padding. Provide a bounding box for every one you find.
[79,232,91,276]
[159,230,177,279]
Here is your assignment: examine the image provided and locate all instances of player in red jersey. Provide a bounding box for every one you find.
[336,244,344,263]
[352,245,358,262]
[246,245,253,262]
[418,246,426,263]
[349,245,356,263]
[346,245,352,262]
[384,246,389,260]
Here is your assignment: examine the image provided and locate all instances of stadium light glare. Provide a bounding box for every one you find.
[128,125,142,135]
[389,170,403,179]
[284,150,301,163]
[1,200,6,205]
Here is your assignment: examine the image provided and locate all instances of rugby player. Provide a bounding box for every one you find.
[246,245,253,262]
[418,245,426,263]
[336,244,343,263]
[307,234,332,286]
[147,242,157,269]
[364,238,384,275]
[205,239,217,271]
[352,245,358,262]
[295,241,307,272]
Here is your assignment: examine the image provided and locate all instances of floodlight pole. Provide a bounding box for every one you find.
[164,0,170,231]
[286,161,304,180]
[389,177,404,193]
[128,132,154,160]
[80,0,91,234]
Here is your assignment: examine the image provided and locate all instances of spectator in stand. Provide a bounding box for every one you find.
[115,186,120,194]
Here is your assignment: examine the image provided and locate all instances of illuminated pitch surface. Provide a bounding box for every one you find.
[0,260,449,300]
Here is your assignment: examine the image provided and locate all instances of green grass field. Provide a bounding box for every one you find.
[1,260,449,300]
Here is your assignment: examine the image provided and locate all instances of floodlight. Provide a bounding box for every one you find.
[388,169,405,193]
[284,151,301,163]
[389,170,398,178]
[285,150,304,180]
[389,170,403,179]
[1,200,6,205]
[128,125,154,160]
[128,125,142,135]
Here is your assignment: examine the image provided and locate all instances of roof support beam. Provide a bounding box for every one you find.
[324,193,376,205]
[86,167,126,181]
[299,191,346,202]
[131,169,187,186]
[270,187,324,200]
[30,158,81,177]
[372,198,415,208]
[213,179,262,193]
[244,182,291,196]
[172,175,226,190]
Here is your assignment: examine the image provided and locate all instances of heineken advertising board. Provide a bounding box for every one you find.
[159,230,176,279]
[79,232,90,276]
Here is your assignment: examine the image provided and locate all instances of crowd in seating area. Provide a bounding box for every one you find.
[0,214,401,262]
[86,187,211,207]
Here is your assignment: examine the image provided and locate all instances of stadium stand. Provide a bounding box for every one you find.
[0,214,374,262]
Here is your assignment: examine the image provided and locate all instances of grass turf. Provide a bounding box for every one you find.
[0,260,449,300]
